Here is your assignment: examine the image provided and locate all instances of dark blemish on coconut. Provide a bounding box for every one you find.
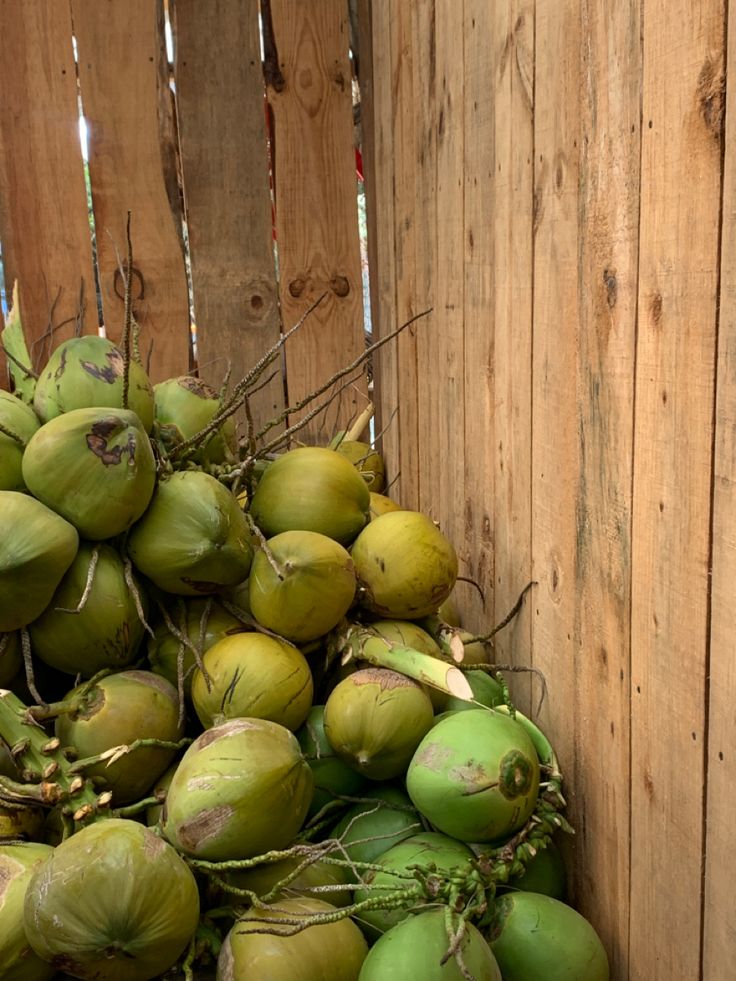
[179,376,217,398]
[80,350,124,384]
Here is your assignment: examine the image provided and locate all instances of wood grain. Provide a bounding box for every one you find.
[266,0,367,444]
[486,0,534,700]
[426,0,465,567]
[358,0,401,491]
[459,0,493,635]
[629,1,724,976]
[0,0,96,373]
[72,0,191,382]
[573,3,640,974]
[702,0,736,972]
[173,0,283,434]
[385,0,420,508]
[531,0,581,868]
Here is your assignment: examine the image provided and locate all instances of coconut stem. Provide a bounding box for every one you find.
[245,513,285,581]
[124,557,155,637]
[0,688,109,826]
[67,736,192,774]
[55,545,100,614]
[462,580,537,645]
[20,628,44,706]
[171,293,329,461]
[344,401,374,442]
[342,629,473,701]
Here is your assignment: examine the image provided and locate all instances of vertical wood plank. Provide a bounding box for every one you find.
[630,1,724,976]
[386,0,420,508]
[359,0,401,490]
[266,0,367,443]
[531,0,581,860]
[173,0,283,430]
[409,0,437,521]
[72,0,191,382]
[461,0,494,634]
[702,0,736,972]
[0,1,97,371]
[424,0,465,563]
[574,3,640,974]
[486,0,534,694]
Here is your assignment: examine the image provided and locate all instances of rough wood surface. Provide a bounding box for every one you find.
[530,0,581,871]
[173,0,284,433]
[357,0,400,491]
[486,0,534,702]
[72,0,191,382]
[386,0,420,507]
[265,0,367,444]
[573,3,640,974]
[702,0,736,972]
[629,1,724,976]
[0,0,97,374]
[426,0,465,563]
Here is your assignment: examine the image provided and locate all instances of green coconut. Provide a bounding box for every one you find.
[331,786,420,866]
[23,819,200,981]
[191,632,313,732]
[359,909,502,980]
[217,898,368,981]
[0,631,21,686]
[0,803,45,843]
[488,892,609,980]
[144,759,179,828]
[22,407,156,540]
[249,446,371,544]
[333,439,385,492]
[503,839,568,900]
[54,670,184,805]
[368,491,403,520]
[28,542,147,677]
[128,470,253,594]
[147,597,244,697]
[406,709,540,843]
[33,335,154,431]
[353,831,476,936]
[0,391,40,491]
[162,717,313,861]
[324,668,434,781]
[296,705,368,819]
[0,841,56,981]
[227,855,356,908]
[0,492,79,632]
[249,530,356,642]
[352,510,458,619]
[154,375,236,463]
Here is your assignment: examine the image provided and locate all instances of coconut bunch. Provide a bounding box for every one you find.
[0,298,608,980]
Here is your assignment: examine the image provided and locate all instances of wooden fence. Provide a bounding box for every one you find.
[362,1,736,979]
[1,1,735,979]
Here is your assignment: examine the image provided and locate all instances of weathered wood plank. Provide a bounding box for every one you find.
[702,1,736,972]
[173,0,283,432]
[265,0,367,444]
[72,0,191,382]
[0,0,96,373]
[385,0,420,508]
[459,0,493,635]
[574,3,640,975]
[409,0,437,522]
[358,0,400,492]
[485,0,534,695]
[629,1,724,975]
[425,0,465,567]
[531,0,581,872]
